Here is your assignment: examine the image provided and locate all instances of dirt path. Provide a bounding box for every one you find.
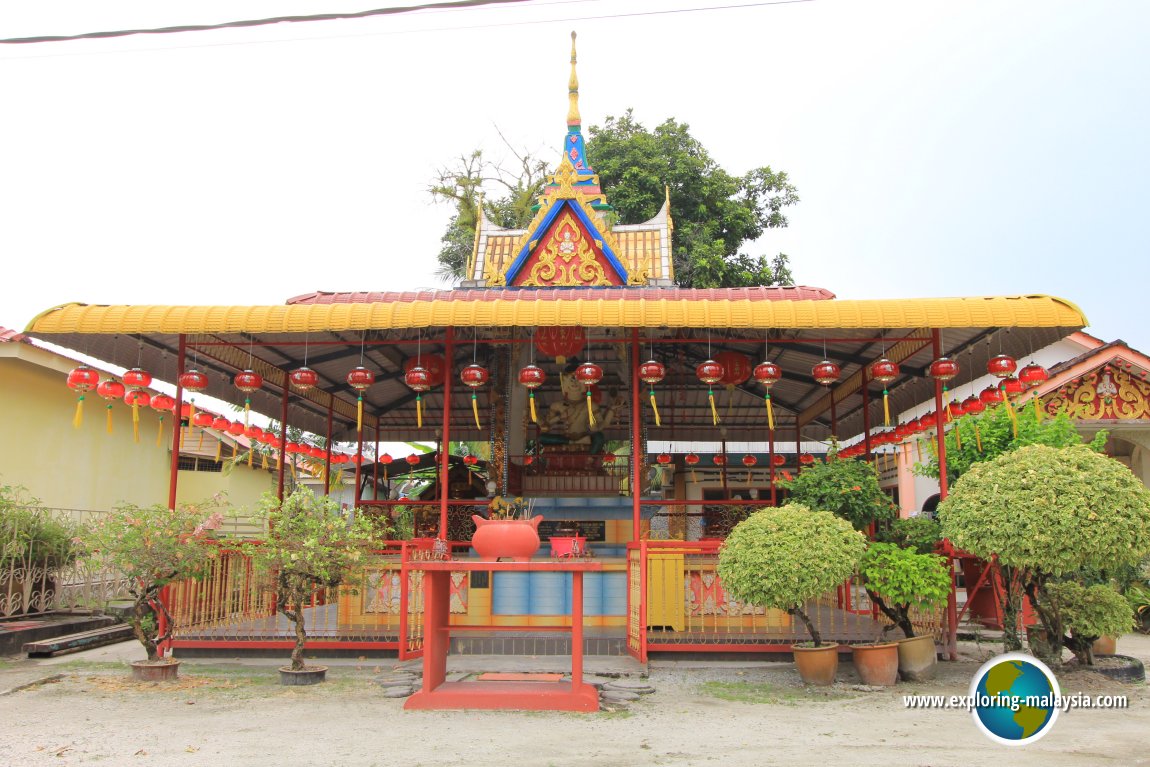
[1,640,1147,767]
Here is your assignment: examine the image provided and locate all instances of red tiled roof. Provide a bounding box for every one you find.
[0,327,27,343]
[285,286,837,305]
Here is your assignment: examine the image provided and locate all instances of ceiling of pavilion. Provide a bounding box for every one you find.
[24,289,1086,445]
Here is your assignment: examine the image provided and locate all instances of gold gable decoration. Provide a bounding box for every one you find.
[518,210,613,287]
[1044,364,1150,421]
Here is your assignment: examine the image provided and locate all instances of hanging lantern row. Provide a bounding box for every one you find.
[868,358,899,426]
[697,359,724,425]
[753,361,781,430]
[638,359,665,427]
[518,364,546,423]
[574,361,603,427]
[460,363,489,429]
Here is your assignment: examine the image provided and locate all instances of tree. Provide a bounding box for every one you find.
[782,454,897,531]
[430,111,799,287]
[938,444,1150,663]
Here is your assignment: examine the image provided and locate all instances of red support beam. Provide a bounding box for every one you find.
[167,334,186,512]
[861,379,872,457]
[277,383,289,502]
[440,327,454,539]
[324,403,333,497]
[933,328,958,661]
[630,329,642,543]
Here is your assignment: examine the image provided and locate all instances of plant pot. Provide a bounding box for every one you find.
[791,643,839,686]
[1089,654,1145,684]
[852,642,899,686]
[1092,635,1117,655]
[130,659,180,682]
[279,665,328,686]
[897,634,938,681]
[470,515,544,562]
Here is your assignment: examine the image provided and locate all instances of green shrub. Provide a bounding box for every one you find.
[1044,581,1134,663]
[717,503,866,646]
[783,456,896,531]
[878,516,942,555]
[859,543,951,638]
[0,485,79,570]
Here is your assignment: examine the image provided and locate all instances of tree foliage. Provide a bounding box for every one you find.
[859,542,951,638]
[717,504,866,646]
[243,489,386,670]
[782,456,897,531]
[878,516,942,555]
[431,111,799,288]
[1043,581,1134,664]
[79,497,225,661]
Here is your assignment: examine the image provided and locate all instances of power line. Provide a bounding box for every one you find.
[0,0,815,47]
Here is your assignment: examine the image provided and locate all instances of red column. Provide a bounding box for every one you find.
[439,327,454,539]
[324,404,333,497]
[768,424,776,506]
[571,571,584,688]
[933,328,958,660]
[630,329,642,543]
[420,569,450,692]
[277,382,289,502]
[862,380,873,458]
[166,334,186,511]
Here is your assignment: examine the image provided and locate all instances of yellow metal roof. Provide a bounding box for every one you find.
[26,294,1086,335]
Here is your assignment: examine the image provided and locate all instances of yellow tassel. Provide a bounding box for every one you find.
[276,454,281,471]
[132,402,140,443]
[335,469,344,486]
[215,439,222,462]
[586,391,596,427]
[156,417,163,448]
[690,469,697,483]
[745,469,752,483]
[954,424,962,450]
[1004,398,1018,438]
[529,391,538,424]
[198,429,204,451]
[975,424,983,452]
[261,452,269,470]
[472,393,481,429]
[105,405,113,435]
[290,461,297,480]
[916,439,923,462]
[244,398,251,427]
[187,403,195,447]
[247,449,253,467]
[946,401,954,422]
[883,389,890,426]
[649,391,661,427]
[357,394,364,432]
[416,395,423,429]
[73,396,84,429]
[1033,397,1042,423]
[708,388,719,426]
[765,395,775,431]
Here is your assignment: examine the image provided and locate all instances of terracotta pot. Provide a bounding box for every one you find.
[279,666,328,686]
[471,515,543,562]
[852,642,899,686]
[1092,636,1117,656]
[130,659,180,682]
[897,634,938,681]
[791,643,839,686]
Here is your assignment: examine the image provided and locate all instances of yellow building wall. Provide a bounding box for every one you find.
[0,346,269,516]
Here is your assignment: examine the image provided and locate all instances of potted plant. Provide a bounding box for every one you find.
[1039,581,1134,665]
[243,488,383,685]
[78,497,224,680]
[1,484,80,617]
[471,495,543,562]
[858,542,951,682]
[717,503,866,685]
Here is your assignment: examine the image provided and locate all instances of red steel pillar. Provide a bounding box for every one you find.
[933,328,958,660]
[440,327,454,539]
[629,329,642,543]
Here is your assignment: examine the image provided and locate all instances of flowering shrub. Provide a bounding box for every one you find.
[78,497,225,661]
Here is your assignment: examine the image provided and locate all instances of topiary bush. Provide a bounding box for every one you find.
[878,516,942,555]
[939,444,1150,662]
[782,455,897,531]
[859,542,951,639]
[717,503,866,646]
[1043,581,1135,664]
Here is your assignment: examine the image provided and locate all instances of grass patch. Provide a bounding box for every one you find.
[697,680,857,705]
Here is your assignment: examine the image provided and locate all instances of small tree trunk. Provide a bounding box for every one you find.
[866,589,915,638]
[1025,577,1066,665]
[133,596,159,661]
[289,599,307,671]
[789,606,821,647]
[999,564,1024,652]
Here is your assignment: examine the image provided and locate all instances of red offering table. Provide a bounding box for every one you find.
[404,559,603,712]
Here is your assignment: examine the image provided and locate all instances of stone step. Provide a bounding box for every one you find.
[23,623,134,657]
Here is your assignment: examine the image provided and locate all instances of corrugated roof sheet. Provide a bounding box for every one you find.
[26,293,1086,335]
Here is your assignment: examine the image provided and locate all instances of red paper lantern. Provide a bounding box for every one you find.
[460,363,489,388]
[347,366,375,390]
[123,368,152,389]
[67,365,100,392]
[289,366,318,391]
[638,360,666,385]
[949,400,966,418]
[405,454,421,466]
[684,453,700,466]
[96,379,125,401]
[1018,363,1049,388]
[404,354,446,388]
[211,416,230,431]
[534,326,586,364]
[869,358,899,384]
[463,454,478,466]
[987,354,1017,379]
[308,446,326,459]
[753,361,782,387]
[379,453,392,465]
[919,412,937,429]
[656,453,672,464]
[233,370,262,393]
[696,360,724,385]
[193,411,214,428]
[714,351,751,387]
[518,364,546,389]
[742,454,757,467]
[799,453,816,466]
[712,454,727,466]
[124,388,151,408]
[928,357,959,382]
[244,425,263,440]
[285,442,300,454]
[771,454,786,467]
[151,393,176,412]
[812,360,841,386]
[1001,376,1026,398]
[962,395,986,414]
[226,421,245,436]
[602,453,616,464]
[404,365,432,392]
[574,362,603,386]
[180,403,193,419]
[179,369,209,393]
[979,385,1004,405]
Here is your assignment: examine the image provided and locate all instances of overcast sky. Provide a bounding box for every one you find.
[2,0,1147,355]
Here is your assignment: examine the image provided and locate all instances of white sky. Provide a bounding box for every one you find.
[2,0,1147,354]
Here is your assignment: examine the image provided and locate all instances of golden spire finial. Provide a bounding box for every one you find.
[567,31,580,126]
